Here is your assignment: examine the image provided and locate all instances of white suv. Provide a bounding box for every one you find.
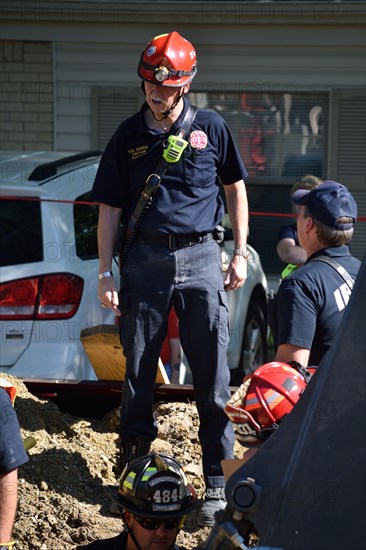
[0,151,268,385]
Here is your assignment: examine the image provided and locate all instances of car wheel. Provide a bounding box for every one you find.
[230,301,267,386]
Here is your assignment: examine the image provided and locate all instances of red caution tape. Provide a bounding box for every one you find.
[0,196,365,221]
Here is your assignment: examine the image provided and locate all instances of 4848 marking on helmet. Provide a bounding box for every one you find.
[152,488,179,504]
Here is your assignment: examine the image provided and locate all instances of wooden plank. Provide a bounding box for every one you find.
[80,324,169,384]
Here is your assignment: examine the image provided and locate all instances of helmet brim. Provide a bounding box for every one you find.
[105,483,197,518]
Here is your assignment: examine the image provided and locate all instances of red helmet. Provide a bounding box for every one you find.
[138,31,197,87]
[225,362,312,445]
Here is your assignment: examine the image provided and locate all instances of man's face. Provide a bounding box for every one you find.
[144,81,189,116]
[126,512,180,550]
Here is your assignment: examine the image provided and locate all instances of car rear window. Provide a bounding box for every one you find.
[74,191,99,260]
[0,198,43,267]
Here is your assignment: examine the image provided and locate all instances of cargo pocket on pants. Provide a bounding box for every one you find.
[118,290,132,352]
[218,289,229,346]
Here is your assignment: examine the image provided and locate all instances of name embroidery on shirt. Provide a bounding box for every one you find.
[128,145,149,160]
[334,282,352,311]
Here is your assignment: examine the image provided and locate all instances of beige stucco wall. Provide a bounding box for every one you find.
[0,40,53,150]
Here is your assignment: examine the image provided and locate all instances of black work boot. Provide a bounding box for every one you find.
[117,439,151,478]
[198,487,226,527]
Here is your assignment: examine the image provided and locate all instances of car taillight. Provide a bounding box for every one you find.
[0,274,84,320]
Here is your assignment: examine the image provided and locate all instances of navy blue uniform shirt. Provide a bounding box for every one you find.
[275,245,361,365]
[278,223,298,245]
[0,388,28,473]
[77,532,127,549]
[77,532,183,549]
[92,97,248,235]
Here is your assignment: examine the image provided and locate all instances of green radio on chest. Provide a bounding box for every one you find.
[163,134,188,163]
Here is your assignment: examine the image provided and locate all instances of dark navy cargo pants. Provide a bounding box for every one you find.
[118,237,235,487]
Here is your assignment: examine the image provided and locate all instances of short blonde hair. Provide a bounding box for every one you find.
[291,175,323,195]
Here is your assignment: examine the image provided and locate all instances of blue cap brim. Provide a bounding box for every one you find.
[292,188,311,205]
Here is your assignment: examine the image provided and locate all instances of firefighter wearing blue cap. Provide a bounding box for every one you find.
[270,180,361,368]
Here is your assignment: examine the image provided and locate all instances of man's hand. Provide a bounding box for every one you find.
[97,203,122,316]
[98,276,121,316]
[224,255,247,291]
[223,180,249,291]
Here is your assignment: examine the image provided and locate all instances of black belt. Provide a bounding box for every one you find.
[138,232,213,250]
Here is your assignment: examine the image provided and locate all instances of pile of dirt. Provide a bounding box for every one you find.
[2,373,245,549]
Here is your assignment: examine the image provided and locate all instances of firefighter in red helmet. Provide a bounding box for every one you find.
[93,30,250,527]
[136,32,197,120]
[138,32,197,87]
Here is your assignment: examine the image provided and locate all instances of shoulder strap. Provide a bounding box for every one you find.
[119,105,197,268]
[177,105,197,138]
[309,255,355,290]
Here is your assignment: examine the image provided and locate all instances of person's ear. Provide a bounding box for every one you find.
[182,83,191,94]
[304,215,314,232]
[123,511,133,529]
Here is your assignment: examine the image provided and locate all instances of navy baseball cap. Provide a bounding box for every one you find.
[292,180,357,230]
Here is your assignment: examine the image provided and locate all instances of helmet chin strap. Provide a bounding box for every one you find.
[151,89,184,121]
[126,524,143,550]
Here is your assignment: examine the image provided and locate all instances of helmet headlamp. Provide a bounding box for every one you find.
[154,65,170,83]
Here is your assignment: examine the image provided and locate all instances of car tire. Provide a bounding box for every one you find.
[230,301,267,386]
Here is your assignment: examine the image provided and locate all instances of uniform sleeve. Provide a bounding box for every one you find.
[0,389,29,472]
[276,278,319,350]
[277,224,297,243]
[92,124,130,208]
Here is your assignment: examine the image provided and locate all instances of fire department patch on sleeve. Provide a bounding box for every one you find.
[189,130,208,150]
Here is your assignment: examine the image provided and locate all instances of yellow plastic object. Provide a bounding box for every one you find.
[80,324,169,384]
[23,436,37,452]
[162,135,188,163]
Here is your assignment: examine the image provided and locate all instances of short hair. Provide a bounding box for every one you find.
[304,206,354,246]
[291,175,323,195]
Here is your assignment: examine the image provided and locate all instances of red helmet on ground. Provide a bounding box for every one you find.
[138,31,197,87]
[225,362,313,445]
